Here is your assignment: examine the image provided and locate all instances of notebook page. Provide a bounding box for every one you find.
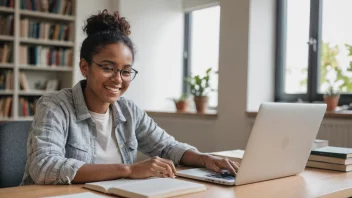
[44,192,109,198]
[109,178,206,197]
[85,178,142,190]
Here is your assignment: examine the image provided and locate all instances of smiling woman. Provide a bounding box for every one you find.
[20,9,239,186]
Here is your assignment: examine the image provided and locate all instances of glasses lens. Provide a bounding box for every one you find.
[102,68,114,78]
[121,69,137,81]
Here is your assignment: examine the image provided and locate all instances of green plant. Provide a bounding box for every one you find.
[169,93,188,103]
[300,42,352,94]
[184,68,213,96]
[325,84,340,97]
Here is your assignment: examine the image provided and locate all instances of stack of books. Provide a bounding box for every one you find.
[0,70,13,90]
[19,97,39,117]
[0,0,14,8]
[0,44,13,63]
[20,0,73,15]
[307,146,352,172]
[0,96,12,118]
[19,45,73,66]
[0,15,14,36]
[20,19,72,41]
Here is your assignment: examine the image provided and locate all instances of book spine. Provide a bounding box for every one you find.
[310,151,347,159]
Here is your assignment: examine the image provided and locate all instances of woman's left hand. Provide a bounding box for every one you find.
[200,154,240,176]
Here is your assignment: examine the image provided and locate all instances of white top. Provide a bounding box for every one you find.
[89,108,123,164]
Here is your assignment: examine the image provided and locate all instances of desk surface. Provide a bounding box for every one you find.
[1,168,352,198]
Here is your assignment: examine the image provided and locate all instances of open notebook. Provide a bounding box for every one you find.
[84,177,206,198]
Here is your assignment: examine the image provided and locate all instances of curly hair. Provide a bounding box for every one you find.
[80,9,135,64]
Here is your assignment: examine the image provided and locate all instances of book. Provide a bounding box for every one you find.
[311,146,352,159]
[306,160,352,172]
[311,139,328,149]
[210,149,244,163]
[83,178,206,198]
[308,155,352,165]
[45,192,108,198]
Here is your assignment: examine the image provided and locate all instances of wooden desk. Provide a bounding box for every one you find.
[0,168,351,198]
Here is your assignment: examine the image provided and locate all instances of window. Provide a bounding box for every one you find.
[184,6,220,108]
[275,0,352,105]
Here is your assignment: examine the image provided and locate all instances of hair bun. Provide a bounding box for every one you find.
[83,9,131,37]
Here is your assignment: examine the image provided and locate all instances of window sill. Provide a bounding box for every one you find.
[246,110,352,119]
[146,109,218,119]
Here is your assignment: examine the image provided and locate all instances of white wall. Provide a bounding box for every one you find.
[147,0,254,152]
[74,0,115,84]
[183,0,219,11]
[117,0,184,111]
[247,0,276,111]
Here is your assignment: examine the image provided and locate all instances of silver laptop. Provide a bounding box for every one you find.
[176,102,326,186]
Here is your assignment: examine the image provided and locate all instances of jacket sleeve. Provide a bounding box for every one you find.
[26,96,85,184]
[133,103,197,165]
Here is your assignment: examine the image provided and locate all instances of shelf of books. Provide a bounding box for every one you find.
[0,6,14,13]
[0,35,14,41]
[19,65,73,71]
[0,63,14,68]
[0,0,75,121]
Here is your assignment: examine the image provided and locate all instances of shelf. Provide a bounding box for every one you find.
[20,38,74,47]
[18,90,51,96]
[17,116,34,121]
[0,63,14,68]
[0,35,14,41]
[20,10,75,21]
[0,117,14,121]
[19,65,73,72]
[0,6,14,13]
[0,90,14,95]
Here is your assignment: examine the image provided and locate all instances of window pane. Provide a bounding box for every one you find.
[319,0,352,94]
[284,0,310,94]
[190,6,220,107]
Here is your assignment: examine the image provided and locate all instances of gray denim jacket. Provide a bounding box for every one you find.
[21,80,196,185]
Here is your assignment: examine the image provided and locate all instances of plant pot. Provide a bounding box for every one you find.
[193,96,208,114]
[324,95,340,111]
[175,101,188,113]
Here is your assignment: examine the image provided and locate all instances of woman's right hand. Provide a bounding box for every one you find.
[126,156,176,179]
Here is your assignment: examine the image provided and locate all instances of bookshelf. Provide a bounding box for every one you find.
[0,0,76,121]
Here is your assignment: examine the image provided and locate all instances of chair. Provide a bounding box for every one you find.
[0,121,32,188]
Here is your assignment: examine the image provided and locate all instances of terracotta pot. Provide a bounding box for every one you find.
[193,96,208,114]
[175,101,188,113]
[324,95,340,111]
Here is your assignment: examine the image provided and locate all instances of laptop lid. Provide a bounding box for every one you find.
[235,102,326,185]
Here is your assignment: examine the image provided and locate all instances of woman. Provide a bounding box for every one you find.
[21,10,239,185]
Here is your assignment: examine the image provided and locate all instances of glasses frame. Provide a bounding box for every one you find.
[92,60,138,82]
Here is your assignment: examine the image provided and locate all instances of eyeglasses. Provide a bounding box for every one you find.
[92,60,138,82]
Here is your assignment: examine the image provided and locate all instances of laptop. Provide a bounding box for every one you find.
[176,102,326,186]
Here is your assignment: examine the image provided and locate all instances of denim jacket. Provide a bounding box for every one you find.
[21,80,196,185]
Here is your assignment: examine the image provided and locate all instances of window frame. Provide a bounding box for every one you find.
[275,0,352,105]
[183,7,220,109]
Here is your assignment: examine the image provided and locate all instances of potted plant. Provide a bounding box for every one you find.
[322,68,343,111]
[185,68,213,114]
[324,85,340,111]
[169,94,189,113]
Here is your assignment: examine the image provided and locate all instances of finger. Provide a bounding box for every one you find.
[229,160,240,171]
[158,158,177,174]
[207,161,221,173]
[156,160,175,178]
[151,165,173,178]
[150,157,174,177]
[219,159,237,176]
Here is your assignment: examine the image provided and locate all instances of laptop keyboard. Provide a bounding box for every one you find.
[205,172,236,180]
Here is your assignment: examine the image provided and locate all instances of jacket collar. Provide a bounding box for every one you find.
[72,80,126,123]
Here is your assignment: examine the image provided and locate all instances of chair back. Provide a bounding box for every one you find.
[0,121,32,188]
